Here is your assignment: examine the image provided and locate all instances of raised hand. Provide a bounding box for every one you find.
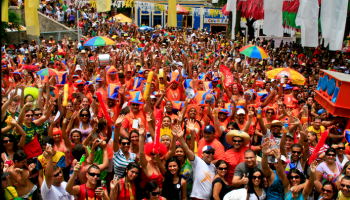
[177,111,184,122]
[115,114,125,126]
[43,144,53,159]
[261,138,271,155]
[240,174,249,185]
[174,125,184,139]
[309,160,317,174]
[186,119,196,132]
[273,149,281,160]
[28,163,36,172]
[248,110,255,118]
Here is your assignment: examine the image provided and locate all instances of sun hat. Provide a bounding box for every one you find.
[226,130,250,146]
[265,120,283,129]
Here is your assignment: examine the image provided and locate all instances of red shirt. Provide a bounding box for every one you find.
[224,146,249,185]
[78,184,106,200]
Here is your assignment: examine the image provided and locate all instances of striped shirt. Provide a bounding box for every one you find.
[113,149,136,177]
[309,143,329,160]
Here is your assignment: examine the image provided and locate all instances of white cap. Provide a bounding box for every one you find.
[150,95,156,99]
[271,79,275,81]
[274,155,287,163]
[235,58,241,63]
[237,109,245,115]
[75,65,82,72]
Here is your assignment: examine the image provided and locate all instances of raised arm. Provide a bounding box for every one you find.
[261,139,273,181]
[113,114,126,152]
[43,144,54,189]
[175,124,195,161]
[138,122,148,169]
[242,111,254,133]
[213,109,223,138]
[303,161,317,198]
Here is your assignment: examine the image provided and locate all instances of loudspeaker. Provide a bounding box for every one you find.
[315,70,350,118]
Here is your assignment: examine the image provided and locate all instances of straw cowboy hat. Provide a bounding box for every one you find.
[226,130,250,146]
[265,120,283,130]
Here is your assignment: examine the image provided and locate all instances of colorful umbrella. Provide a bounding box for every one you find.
[139,26,154,31]
[267,67,306,85]
[84,36,116,46]
[36,68,59,76]
[239,45,268,59]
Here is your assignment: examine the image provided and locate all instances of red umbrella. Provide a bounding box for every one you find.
[166,4,189,15]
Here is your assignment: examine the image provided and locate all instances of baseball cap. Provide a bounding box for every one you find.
[1,171,10,179]
[204,125,215,133]
[318,109,327,115]
[274,155,287,163]
[202,145,216,153]
[293,86,299,91]
[75,65,82,72]
[237,109,245,115]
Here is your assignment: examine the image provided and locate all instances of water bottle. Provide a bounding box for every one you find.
[284,118,289,134]
[257,106,262,119]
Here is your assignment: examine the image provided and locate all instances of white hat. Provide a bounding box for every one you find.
[75,65,82,72]
[235,58,241,63]
[150,95,156,99]
[274,155,287,163]
[237,109,245,115]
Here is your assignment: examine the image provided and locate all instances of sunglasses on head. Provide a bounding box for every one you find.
[290,175,300,180]
[88,172,101,178]
[121,142,130,146]
[218,167,227,171]
[151,191,161,196]
[253,175,262,180]
[321,188,333,193]
[3,139,12,143]
[80,114,89,118]
[204,151,215,155]
[292,151,301,155]
[53,171,61,177]
[233,139,243,143]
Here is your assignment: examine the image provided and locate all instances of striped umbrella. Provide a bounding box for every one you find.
[84,36,116,46]
[239,45,268,59]
[36,68,59,76]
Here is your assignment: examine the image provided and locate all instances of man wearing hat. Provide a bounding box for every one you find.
[175,127,216,200]
[197,125,225,164]
[224,112,254,185]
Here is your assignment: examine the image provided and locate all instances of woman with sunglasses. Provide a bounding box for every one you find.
[1,134,20,168]
[143,180,166,200]
[317,181,338,200]
[162,157,186,200]
[113,115,137,178]
[77,108,93,141]
[212,160,230,200]
[247,168,266,200]
[110,162,141,200]
[336,161,350,189]
[277,151,317,200]
[315,148,343,194]
[332,142,350,167]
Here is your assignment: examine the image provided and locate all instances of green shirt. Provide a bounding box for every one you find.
[87,145,106,180]
[19,122,37,144]
[180,158,193,191]
[62,4,68,12]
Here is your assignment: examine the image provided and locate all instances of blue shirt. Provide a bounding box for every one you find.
[266,170,284,200]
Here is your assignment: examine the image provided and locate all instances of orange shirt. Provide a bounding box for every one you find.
[122,110,147,134]
[197,138,225,160]
[225,146,249,185]
[166,87,181,102]
[237,119,255,135]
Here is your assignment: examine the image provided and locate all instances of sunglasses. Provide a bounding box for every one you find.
[204,151,215,155]
[218,167,227,171]
[3,139,12,143]
[131,104,139,107]
[35,113,43,116]
[290,175,300,180]
[233,139,243,143]
[80,114,89,118]
[88,172,101,178]
[53,171,61,177]
[341,184,350,189]
[151,191,161,196]
[253,175,262,180]
[292,151,302,155]
[326,154,336,157]
[321,188,333,193]
[266,112,274,115]
[121,142,130,146]
[336,147,345,151]
[26,114,34,117]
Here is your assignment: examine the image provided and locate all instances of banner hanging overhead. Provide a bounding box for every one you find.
[25,0,40,36]
[263,0,283,37]
[168,0,177,27]
[321,0,349,51]
[2,0,8,22]
[297,0,319,47]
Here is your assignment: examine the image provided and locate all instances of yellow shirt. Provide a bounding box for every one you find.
[4,186,18,200]
[309,125,326,140]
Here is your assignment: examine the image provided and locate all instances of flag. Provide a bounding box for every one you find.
[219,65,233,88]
[25,0,40,36]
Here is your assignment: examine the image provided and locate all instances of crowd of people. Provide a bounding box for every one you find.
[2,2,350,200]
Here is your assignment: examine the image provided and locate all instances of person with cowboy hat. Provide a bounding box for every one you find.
[224,111,255,185]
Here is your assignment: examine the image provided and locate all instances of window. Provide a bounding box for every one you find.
[141,15,150,26]
[186,16,192,27]
[153,15,162,26]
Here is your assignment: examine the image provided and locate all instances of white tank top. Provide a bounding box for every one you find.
[336,155,349,167]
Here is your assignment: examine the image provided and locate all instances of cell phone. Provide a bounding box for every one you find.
[96,179,101,188]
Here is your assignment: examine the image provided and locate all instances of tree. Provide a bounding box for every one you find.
[1,11,24,38]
